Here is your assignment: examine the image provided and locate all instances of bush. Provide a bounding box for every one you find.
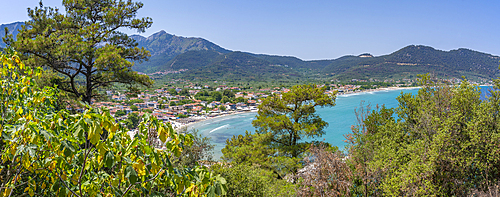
[0,52,226,196]
[211,164,296,197]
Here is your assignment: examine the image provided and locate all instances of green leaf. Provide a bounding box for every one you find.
[51,181,60,192]
[40,129,53,141]
[104,151,115,168]
[61,141,74,157]
[73,125,84,140]
[158,126,166,143]
[89,123,100,145]
[125,166,138,183]
[58,186,66,197]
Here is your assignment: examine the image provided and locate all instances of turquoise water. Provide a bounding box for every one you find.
[189,86,494,159]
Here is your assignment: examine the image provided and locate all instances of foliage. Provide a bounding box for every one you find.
[130,105,138,111]
[346,74,500,196]
[179,89,189,96]
[176,114,188,119]
[115,110,126,117]
[0,52,226,196]
[124,112,140,130]
[235,97,245,103]
[221,96,230,104]
[171,128,215,169]
[211,163,297,197]
[222,131,302,179]
[168,88,177,96]
[222,89,235,98]
[7,0,154,104]
[174,51,302,82]
[252,84,337,158]
[296,143,351,197]
[211,91,222,102]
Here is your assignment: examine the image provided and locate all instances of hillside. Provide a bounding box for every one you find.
[323,45,500,80]
[156,44,500,81]
[165,51,300,81]
[131,31,231,73]
[1,21,499,82]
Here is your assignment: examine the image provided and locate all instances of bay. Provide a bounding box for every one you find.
[188,86,494,160]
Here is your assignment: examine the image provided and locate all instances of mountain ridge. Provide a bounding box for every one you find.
[1,21,499,81]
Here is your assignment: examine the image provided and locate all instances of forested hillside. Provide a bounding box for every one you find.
[327,45,500,80]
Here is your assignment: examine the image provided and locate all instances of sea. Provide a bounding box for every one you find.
[187,86,495,160]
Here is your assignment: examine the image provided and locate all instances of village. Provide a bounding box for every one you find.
[89,83,374,129]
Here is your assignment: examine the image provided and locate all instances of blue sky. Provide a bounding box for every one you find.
[1,0,499,60]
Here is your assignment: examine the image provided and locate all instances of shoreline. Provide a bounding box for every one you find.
[173,110,257,132]
[337,86,421,96]
[172,86,421,131]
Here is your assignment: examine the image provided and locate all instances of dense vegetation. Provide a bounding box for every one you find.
[345,75,500,196]
[0,51,226,196]
[6,0,154,104]
[3,1,500,196]
[213,74,500,196]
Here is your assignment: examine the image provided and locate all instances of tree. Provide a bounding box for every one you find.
[7,0,153,104]
[179,89,189,96]
[130,105,138,111]
[115,109,126,117]
[222,131,301,178]
[169,88,177,96]
[252,84,336,158]
[0,52,226,196]
[219,105,226,111]
[211,91,222,101]
[221,96,230,104]
[235,97,245,103]
[125,112,140,129]
[211,163,296,197]
[347,75,500,196]
[296,143,351,197]
[171,128,215,168]
[222,89,235,98]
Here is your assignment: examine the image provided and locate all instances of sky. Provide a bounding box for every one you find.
[1,0,500,60]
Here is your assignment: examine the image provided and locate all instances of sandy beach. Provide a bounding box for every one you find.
[172,110,257,132]
[171,86,420,132]
[337,86,420,96]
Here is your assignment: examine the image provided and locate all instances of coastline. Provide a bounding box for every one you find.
[173,86,420,132]
[337,86,420,97]
[173,110,257,132]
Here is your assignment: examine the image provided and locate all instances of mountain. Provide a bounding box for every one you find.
[131,31,230,73]
[151,44,500,81]
[322,45,500,80]
[2,21,498,82]
[0,22,24,48]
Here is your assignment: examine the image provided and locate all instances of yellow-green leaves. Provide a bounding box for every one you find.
[125,165,138,183]
[0,53,225,196]
[158,125,167,143]
[89,122,102,145]
[104,151,115,168]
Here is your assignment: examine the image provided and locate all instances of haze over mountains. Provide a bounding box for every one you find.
[2,21,499,81]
